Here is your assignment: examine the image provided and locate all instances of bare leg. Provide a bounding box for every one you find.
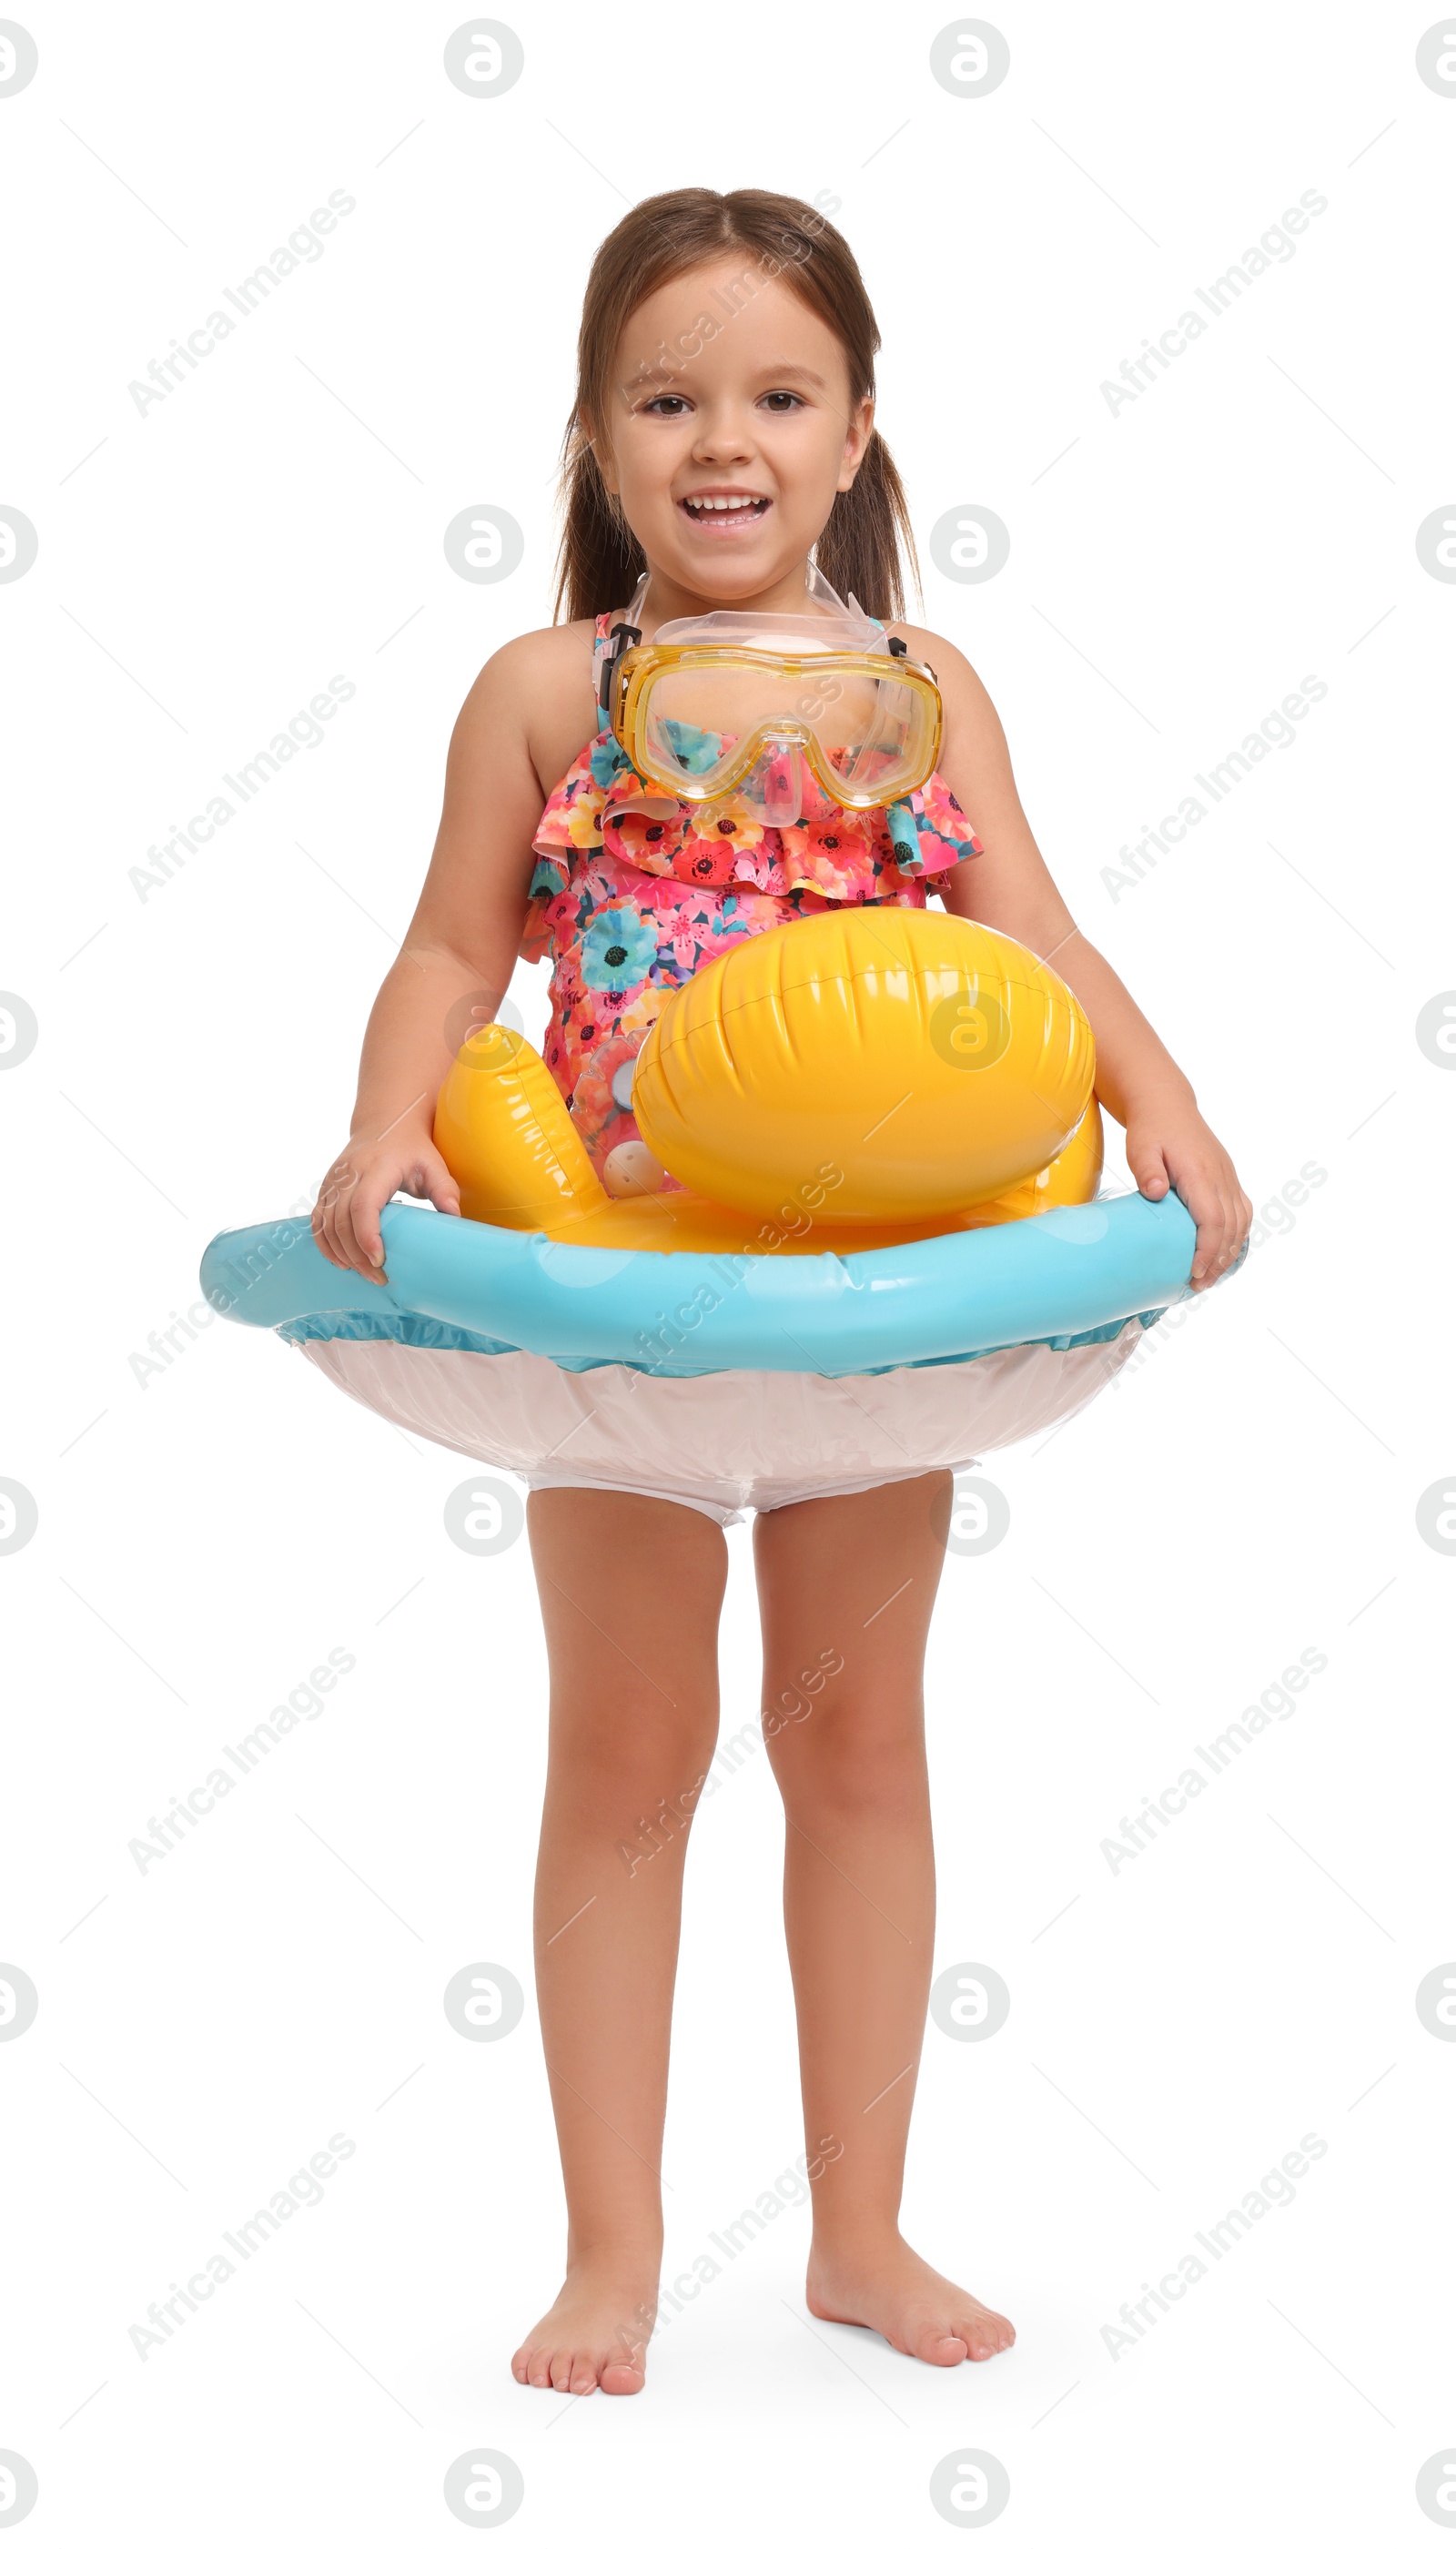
[753,1472,1016,2367]
[511,1487,727,2396]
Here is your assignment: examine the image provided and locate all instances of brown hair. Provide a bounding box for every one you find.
[552,188,919,624]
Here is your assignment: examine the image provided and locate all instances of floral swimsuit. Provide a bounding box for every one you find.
[519,608,985,1177]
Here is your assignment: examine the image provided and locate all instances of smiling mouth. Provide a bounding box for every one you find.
[680,494,771,522]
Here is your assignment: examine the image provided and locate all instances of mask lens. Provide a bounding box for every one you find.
[820,673,933,798]
[630,654,936,806]
[645,705,733,786]
[642,658,793,790]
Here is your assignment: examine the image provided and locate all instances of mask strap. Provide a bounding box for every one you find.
[629,558,875,632]
[599,576,650,723]
[805,558,849,612]
[806,556,887,641]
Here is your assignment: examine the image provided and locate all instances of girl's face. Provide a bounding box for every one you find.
[592,254,874,616]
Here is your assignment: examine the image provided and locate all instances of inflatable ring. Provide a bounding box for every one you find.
[201,910,1234,1493]
[201,1189,1197,1380]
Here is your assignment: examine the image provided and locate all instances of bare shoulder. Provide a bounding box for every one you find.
[884,617,1010,759]
[885,620,993,702]
[456,619,593,718]
[451,617,602,798]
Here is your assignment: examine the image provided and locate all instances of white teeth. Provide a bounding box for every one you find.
[686,495,761,512]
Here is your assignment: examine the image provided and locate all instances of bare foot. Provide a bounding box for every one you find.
[511,2256,658,2396]
[807,2232,1016,2367]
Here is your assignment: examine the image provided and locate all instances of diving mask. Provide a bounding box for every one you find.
[601,566,942,823]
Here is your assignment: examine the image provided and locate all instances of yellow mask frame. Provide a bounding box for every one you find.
[606,633,945,813]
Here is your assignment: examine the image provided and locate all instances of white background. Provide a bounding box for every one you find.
[3,2,1454,2540]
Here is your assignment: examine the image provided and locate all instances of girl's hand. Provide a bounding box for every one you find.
[311,1126,460,1286]
[1125,1109,1252,1291]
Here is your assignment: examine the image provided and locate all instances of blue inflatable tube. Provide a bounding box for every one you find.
[200,1192,1199,1381]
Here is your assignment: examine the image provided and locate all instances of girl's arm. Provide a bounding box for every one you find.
[915,629,1251,1290]
[311,638,554,1284]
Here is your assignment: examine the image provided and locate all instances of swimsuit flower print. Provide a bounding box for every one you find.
[581,903,659,996]
[604,807,683,865]
[563,790,606,851]
[687,804,765,855]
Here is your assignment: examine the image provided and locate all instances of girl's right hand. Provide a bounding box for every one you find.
[311,1126,461,1285]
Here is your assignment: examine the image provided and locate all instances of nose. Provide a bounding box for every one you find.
[690,399,756,466]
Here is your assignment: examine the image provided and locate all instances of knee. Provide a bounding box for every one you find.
[557,1701,718,1822]
[765,1703,926,1820]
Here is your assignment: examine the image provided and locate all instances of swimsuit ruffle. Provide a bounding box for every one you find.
[526,733,979,912]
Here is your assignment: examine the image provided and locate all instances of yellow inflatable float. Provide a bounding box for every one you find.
[432,907,1103,1250]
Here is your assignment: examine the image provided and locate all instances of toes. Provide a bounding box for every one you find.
[600,2355,645,2395]
[511,2331,645,2397]
[951,2312,1016,2361]
[917,2328,970,2367]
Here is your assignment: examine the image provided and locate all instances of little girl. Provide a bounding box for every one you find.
[312,188,1250,2398]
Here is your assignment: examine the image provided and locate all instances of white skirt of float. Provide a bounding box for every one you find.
[289,1322,1149,1509]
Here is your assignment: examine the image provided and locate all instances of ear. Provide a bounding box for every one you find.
[835,395,875,494]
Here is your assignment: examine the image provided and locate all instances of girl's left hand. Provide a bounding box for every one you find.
[1124,1110,1253,1291]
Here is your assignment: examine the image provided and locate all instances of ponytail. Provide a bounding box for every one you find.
[813,429,918,624]
[555,435,645,627]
